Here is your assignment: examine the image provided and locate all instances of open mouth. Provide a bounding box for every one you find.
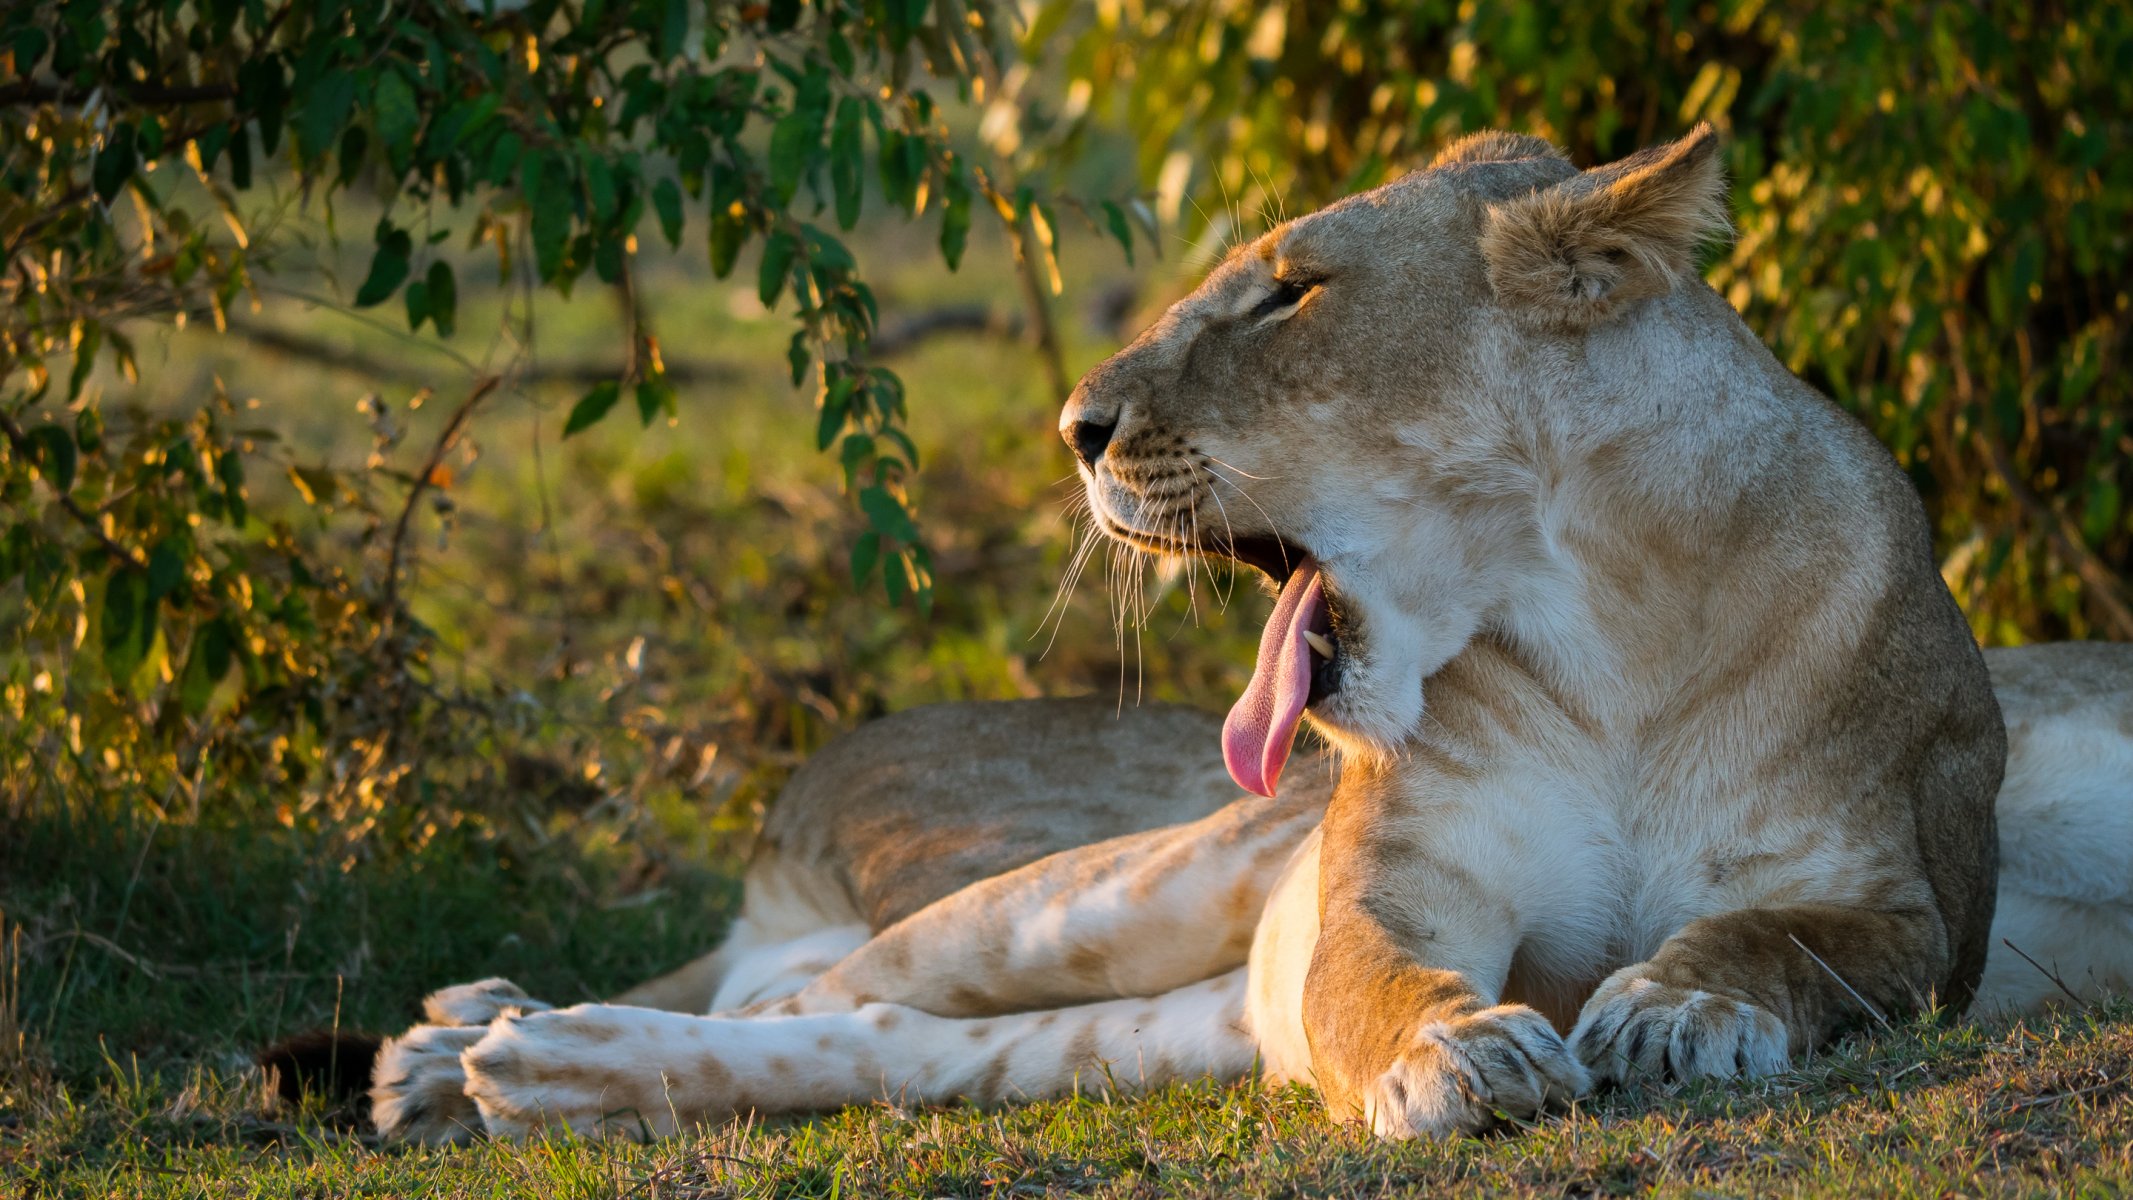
[1098,513,1343,796]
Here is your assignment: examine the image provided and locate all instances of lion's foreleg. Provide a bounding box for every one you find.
[1303,757,1595,1140]
[457,971,1257,1140]
[1568,903,1946,1087]
[771,790,1323,1019]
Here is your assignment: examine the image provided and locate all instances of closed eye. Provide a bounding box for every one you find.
[1251,276,1320,320]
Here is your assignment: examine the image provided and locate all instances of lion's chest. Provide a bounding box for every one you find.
[1595,771,1868,963]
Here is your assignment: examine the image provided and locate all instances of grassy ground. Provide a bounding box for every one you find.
[6,190,2131,1197]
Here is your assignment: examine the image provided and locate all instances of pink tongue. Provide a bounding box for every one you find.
[1223,559,1323,797]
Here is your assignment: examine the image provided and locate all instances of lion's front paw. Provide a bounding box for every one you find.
[421,977,553,1027]
[1363,1004,1590,1139]
[1569,968,1789,1087]
[461,1006,681,1142]
[370,1024,488,1145]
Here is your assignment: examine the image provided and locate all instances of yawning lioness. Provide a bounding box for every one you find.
[364,127,2133,1145]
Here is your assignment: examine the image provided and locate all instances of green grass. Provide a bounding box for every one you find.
[5,801,2131,1198]
[12,792,2133,1193]
[6,194,2131,1198]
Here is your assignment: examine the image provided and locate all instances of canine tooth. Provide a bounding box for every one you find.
[1302,630,1335,660]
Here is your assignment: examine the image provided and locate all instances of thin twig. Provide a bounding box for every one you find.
[2000,937,2087,1008]
[2004,1072,2130,1113]
[382,375,499,623]
[1788,933,1893,1031]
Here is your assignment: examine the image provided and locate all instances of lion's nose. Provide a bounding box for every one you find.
[1066,418,1117,467]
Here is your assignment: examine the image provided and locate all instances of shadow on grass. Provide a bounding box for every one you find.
[0,803,741,1086]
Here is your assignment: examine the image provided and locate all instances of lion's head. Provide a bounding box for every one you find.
[1064,127,1732,794]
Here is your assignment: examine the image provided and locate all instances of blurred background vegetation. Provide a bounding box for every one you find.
[1,0,2127,1104]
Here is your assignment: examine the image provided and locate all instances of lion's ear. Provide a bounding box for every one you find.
[1478,123,1729,323]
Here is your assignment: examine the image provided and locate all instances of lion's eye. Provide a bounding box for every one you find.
[1252,277,1317,320]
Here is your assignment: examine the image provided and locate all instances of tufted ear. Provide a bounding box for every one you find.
[1431,130,1566,168]
[1478,123,1729,324]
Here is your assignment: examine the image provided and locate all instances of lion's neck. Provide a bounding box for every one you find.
[1474,288,1895,735]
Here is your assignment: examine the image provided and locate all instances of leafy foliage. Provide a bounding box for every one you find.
[1040,0,2133,644]
[0,0,1062,826]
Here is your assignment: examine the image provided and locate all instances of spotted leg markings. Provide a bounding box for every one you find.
[1568,968,1790,1087]
[450,972,1260,1142]
[370,1023,490,1145]
[1363,1004,1590,1140]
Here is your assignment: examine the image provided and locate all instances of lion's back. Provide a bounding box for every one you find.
[758,698,1251,928]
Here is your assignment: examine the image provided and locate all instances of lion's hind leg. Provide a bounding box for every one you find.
[771,788,1326,1020]
[613,850,869,1014]
[459,970,1257,1140]
[1979,656,2133,1012]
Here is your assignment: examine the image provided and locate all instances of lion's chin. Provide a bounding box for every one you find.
[1295,586,1473,763]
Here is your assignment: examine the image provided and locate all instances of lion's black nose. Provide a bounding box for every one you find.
[1067,419,1116,467]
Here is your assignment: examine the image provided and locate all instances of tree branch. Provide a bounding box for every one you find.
[0,81,237,108]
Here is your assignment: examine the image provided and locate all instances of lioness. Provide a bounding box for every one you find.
[365,127,2133,1144]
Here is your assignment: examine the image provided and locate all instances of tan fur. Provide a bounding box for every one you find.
[370,130,2133,1145]
[1065,124,2005,1133]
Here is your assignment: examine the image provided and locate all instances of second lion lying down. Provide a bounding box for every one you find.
[371,126,2133,1142]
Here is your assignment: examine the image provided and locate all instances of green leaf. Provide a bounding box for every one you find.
[831,98,865,230]
[217,448,247,526]
[374,68,419,165]
[74,406,103,453]
[486,131,523,185]
[878,130,915,212]
[93,122,137,202]
[0,524,31,588]
[227,123,253,189]
[907,545,933,616]
[883,546,909,605]
[584,154,618,223]
[787,330,812,386]
[849,531,882,588]
[426,261,457,338]
[768,111,818,206]
[709,168,747,278]
[659,0,688,56]
[146,539,186,601]
[758,230,798,309]
[2082,481,2122,545]
[354,227,413,307]
[939,169,972,271]
[563,381,622,437]
[404,278,431,332]
[298,71,357,163]
[178,618,235,715]
[818,375,857,450]
[26,425,76,493]
[653,177,684,248]
[1102,200,1135,265]
[635,378,676,426]
[336,125,369,186]
[858,484,920,543]
[839,431,877,485]
[527,151,575,281]
[101,568,155,685]
[68,323,102,400]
